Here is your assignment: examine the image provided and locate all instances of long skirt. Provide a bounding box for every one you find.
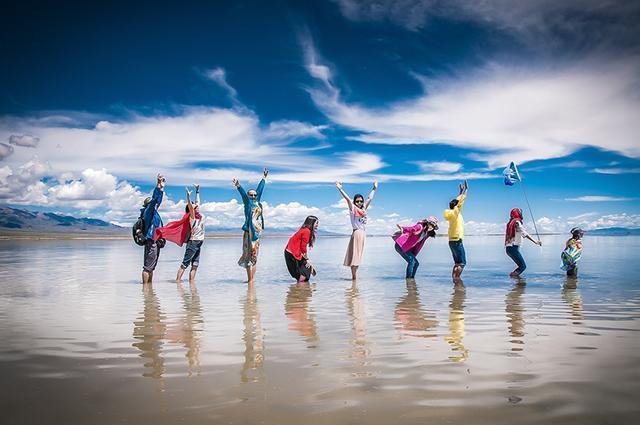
[343,229,366,267]
[238,231,261,268]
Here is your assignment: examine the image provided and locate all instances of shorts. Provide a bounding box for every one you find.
[181,240,203,269]
[448,239,466,266]
[143,239,161,272]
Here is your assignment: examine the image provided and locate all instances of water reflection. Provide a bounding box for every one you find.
[284,283,318,346]
[444,281,469,362]
[505,279,526,353]
[173,282,204,376]
[346,281,369,364]
[562,277,584,324]
[394,279,438,339]
[241,282,264,383]
[132,285,167,384]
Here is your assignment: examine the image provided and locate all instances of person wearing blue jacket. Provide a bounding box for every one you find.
[141,174,165,284]
[232,168,268,284]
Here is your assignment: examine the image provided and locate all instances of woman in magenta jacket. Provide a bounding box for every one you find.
[393,217,439,280]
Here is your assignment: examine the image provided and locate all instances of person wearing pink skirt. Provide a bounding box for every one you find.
[336,180,378,280]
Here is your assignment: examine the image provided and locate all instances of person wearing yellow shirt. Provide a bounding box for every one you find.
[444,180,468,280]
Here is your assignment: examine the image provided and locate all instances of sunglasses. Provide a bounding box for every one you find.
[354,199,364,203]
[248,193,257,197]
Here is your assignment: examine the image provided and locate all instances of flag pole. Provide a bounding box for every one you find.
[519,177,541,242]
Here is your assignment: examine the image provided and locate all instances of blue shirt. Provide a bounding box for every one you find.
[141,186,164,239]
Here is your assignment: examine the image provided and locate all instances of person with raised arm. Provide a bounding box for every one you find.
[444,180,468,281]
[141,174,165,285]
[175,184,206,282]
[505,208,542,277]
[336,180,378,280]
[233,168,268,284]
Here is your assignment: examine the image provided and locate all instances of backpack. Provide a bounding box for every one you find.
[132,213,146,246]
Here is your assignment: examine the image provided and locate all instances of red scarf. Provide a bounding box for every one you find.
[505,208,523,244]
[154,212,201,247]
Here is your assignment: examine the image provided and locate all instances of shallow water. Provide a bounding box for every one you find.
[1,235,639,424]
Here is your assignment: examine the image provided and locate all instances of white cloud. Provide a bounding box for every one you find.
[303,38,640,168]
[564,196,636,202]
[263,120,327,140]
[8,134,39,148]
[592,167,640,175]
[412,161,462,173]
[203,67,239,104]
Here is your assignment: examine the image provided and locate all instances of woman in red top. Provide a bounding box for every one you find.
[285,216,319,282]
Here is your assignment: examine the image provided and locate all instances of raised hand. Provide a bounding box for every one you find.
[335,181,343,190]
[232,178,240,188]
[263,168,269,178]
[373,181,378,190]
[193,183,200,192]
[157,174,166,187]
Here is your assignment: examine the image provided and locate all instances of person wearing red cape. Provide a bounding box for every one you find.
[154,184,206,283]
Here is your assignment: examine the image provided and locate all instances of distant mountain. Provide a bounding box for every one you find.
[588,227,640,236]
[0,206,126,236]
[0,207,348,238]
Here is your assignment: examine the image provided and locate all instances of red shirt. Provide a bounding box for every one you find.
[286,227,311,260]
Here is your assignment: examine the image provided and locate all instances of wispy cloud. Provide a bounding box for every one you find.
[203,67,240,105]
[564,196,636,202]
[302,36,640,168]
[592,167,640,175]
[412,160,462,173]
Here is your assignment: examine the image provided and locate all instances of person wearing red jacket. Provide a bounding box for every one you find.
[285,216,319,282]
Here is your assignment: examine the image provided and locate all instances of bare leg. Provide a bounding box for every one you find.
[248,265,257,283]
[176,266,186,283]
[453,264,464,279]
[142,271,151,284]
[350,265,358,280]
[189,266,198,282]
[245,266,251,283]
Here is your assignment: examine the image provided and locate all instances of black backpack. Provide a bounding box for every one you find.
[132,213,146,246]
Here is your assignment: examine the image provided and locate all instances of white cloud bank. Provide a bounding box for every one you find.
[564,196,636,202]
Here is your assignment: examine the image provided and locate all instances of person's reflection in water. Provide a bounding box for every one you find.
[505,278,526,353]
[394,279,438,339]
[346,281,369,365]
[285,283,318,346]
[562,276,584,324]
[175,281,204,376]
[241,282,264,383]
[132,284,167,386]
[445,280,469,362]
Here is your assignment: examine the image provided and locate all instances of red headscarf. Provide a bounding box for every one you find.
[505,208,523,244]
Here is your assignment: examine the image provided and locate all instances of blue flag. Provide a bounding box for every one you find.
[503,162,521,186]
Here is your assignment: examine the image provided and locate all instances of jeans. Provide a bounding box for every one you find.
[505,245,526,274]
[395,243,419,278]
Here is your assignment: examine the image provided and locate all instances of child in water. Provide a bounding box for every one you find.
[561,227,584,277]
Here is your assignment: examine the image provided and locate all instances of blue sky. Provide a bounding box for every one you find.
[1,0,639,234]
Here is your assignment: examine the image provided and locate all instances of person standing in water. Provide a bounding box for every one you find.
[141,174,165,285]
[284,216,318,282]
[561,227,584,277]
[444,180,468,281]
[233,168,268,284]
[176,185,206,283]
[505,208,542,277]
[336,180,378,280]
[393,217,439,280]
